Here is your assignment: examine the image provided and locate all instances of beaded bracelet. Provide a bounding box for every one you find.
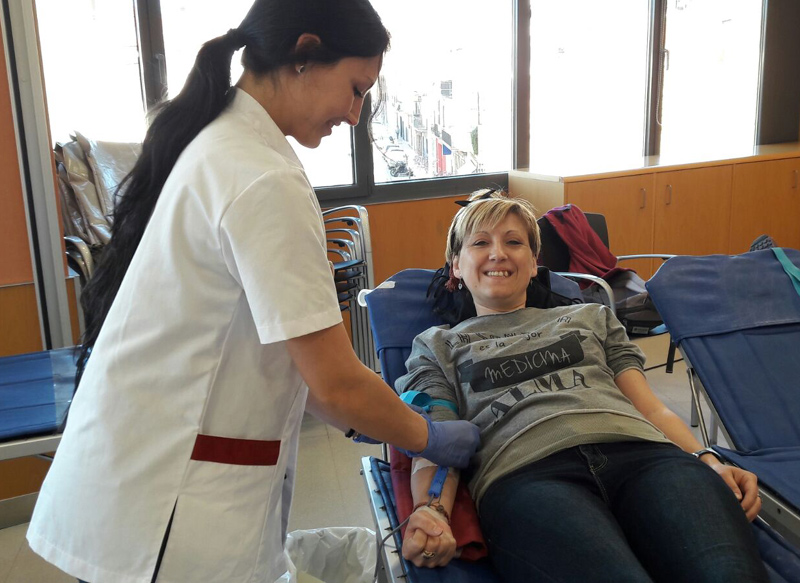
[413,502,450,524]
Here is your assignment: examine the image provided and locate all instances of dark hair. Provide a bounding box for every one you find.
[76,0,391,384]
[427,264,580,326]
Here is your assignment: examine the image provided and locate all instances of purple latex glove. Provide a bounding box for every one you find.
[352,432,381,445]
[400,414,480,469]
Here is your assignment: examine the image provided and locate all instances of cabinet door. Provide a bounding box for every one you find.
[730,157,800,253]
[566,174,656,278]
[653,165,732,256]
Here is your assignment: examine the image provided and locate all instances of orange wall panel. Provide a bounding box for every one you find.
[66,277,81,345]
[0,37,32,286]
[0,457,51,500]
[365,195,462,284]
[0,284,43,356]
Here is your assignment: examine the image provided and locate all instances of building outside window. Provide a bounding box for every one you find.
[370,0,513,183]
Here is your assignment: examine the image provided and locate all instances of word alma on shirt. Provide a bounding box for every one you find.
[457,331,587,393]
[489,369,590,420]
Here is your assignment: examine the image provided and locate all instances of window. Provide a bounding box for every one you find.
[36,0,145,143]
[369,0,513,183]
[529,0,650,169]
[528,0,765,168]
[32,1,770,200]
[658,0,763,159]
[161,0,252,100]
[160,0,354,187]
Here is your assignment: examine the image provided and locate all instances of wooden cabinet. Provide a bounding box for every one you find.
[653,165,733,256]
[509,143,800,277]
[730,157,800,252]
[566,174,656,278]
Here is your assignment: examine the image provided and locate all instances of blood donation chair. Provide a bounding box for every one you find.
[358,268,578,583]
[361,265,800,583]
[0,348,78,526]
[647,248,800,581]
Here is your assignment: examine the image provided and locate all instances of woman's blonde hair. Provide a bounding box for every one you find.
[445,189,541,264]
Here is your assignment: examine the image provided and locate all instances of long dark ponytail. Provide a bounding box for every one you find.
[77,0,390,384]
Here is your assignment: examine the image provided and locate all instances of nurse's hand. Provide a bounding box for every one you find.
[403,415,480,469]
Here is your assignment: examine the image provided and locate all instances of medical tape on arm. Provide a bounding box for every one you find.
[411,457,461,477]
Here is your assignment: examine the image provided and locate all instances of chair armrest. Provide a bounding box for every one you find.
[617,254,676,262]
[64,236,95,279]
[555,272,616,314]
[357,288,372,308]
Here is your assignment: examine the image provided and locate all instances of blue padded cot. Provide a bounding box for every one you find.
[647,249,800,567]
[361,269,579,583]
[0,347,77,461]
[365,265,800,583]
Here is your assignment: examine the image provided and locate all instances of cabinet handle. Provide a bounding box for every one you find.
[666,184,673,205]
[793,169,798,190]
[640,188,647,209]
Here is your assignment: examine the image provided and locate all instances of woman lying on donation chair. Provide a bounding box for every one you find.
[397,190,768,583]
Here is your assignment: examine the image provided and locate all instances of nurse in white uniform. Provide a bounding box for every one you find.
[26,1,480,581]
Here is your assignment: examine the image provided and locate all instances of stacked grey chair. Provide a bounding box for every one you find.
[323,205,378,371]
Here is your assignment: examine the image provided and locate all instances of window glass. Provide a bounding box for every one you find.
[659,0,763,159]
[161,1,252,99]
[369,0,513,182]
[161,1,354,187]
[529,0,649,170]
[36,0,145,143]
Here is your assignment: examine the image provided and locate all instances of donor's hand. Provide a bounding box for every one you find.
[402,505,457,568]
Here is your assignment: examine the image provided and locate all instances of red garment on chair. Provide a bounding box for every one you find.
[389,447,488,561]
[543,204,630,287]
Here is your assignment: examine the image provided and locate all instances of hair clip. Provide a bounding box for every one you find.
[455,188,497,207]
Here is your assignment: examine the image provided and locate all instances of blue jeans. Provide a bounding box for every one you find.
[479,442,768,583]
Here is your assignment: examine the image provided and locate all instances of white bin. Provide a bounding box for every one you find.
[286,527,377,583]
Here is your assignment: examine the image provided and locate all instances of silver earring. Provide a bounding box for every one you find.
[458,281,463,290]
[296,64,305,74]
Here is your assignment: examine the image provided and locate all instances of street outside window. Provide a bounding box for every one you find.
[368,0,514,183]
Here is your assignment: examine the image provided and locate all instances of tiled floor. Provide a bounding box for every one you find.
[1,334,720,582]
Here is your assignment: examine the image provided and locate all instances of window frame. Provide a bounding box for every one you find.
[8,0,786,352]
[63,0,772,204]
[134,0,766,203]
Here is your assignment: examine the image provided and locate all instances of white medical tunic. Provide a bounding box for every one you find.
[27,89,343,583]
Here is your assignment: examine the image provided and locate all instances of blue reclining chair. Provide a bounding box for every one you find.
[360,268,581,583]
[647,248,800,580]
[364,262,800,583]
[0,347,76,446]
[0,347,77,526]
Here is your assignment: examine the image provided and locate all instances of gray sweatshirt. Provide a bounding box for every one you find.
[395,303,671,505]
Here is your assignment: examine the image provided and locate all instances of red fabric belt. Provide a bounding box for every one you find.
[190,434,281,466]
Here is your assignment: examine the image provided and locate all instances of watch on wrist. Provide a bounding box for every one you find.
[691,447,724,464]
